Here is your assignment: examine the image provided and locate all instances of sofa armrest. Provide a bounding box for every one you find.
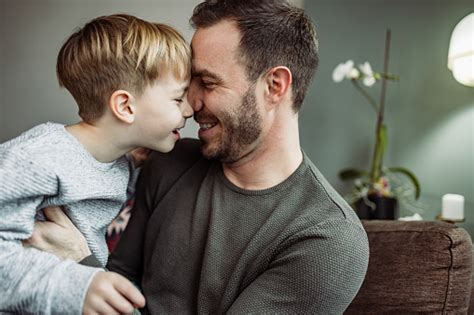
[346,220,472,314]
[469,246,474,314]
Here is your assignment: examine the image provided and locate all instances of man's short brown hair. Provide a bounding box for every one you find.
[190,0,319,112]
[57,14,191,122]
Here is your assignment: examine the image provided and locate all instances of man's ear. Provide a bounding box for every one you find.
[109,90,136,124]
[264,66,292,105]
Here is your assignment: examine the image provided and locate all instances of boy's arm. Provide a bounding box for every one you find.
[0,149,100,314]
[23,154,154,285]
[24,207,146,313]
[1,149,145,314]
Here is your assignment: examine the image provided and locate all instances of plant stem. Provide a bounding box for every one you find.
[369,29,391,184]
[379,73,400,81]
[351,79,379,113]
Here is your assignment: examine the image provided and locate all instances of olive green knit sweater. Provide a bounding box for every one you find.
[108,139,369,314]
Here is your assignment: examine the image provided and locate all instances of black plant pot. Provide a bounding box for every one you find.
[354,194,398,220]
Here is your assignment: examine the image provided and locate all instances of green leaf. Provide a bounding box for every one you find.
[339,168,369,181]
[387,167,421,199]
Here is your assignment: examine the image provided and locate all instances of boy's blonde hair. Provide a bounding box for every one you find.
[57,14,191,122]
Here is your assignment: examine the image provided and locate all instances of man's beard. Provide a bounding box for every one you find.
[200,86,262,163]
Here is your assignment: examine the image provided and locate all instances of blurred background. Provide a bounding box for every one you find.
[1,0,472,231]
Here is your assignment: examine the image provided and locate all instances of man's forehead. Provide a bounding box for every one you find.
[191,20,241,56]
[191,30,240,78]
[190,20,250,88]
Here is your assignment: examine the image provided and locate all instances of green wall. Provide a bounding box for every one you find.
[0,0,472,226]
[301,0,474,221]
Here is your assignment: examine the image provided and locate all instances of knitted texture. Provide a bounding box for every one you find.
[0,122,129,314]
[108,139,369,314]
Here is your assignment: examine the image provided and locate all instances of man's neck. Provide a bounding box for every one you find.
[66,121,129,163]
[222,117,302,191]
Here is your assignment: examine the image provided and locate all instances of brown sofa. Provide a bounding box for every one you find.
[346,220,473,314]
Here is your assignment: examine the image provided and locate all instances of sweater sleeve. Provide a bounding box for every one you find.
[227,219,369,315]
[107,140,204,286]
[0,149,100,314]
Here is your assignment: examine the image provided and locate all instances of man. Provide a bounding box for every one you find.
[28,0,369,313]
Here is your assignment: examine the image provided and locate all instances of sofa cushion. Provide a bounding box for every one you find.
[345,220,472,314]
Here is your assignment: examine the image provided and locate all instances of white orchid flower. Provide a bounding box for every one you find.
[348,68,360,79]
[359,62,376,86]
[359,61,373,76]
[332,60,359,82]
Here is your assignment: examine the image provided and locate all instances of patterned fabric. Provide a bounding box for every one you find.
[106,154,142,253]
[106,200,133,252]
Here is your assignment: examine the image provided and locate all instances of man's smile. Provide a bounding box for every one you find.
[198,122,218,130]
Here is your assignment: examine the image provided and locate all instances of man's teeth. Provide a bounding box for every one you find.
[199,123,216,129]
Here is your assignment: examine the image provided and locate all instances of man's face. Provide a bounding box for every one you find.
[188,20,263,163]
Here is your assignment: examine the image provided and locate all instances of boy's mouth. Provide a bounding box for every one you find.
[172,125,185,136]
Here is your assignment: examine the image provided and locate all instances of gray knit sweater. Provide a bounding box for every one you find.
[0,122,130,314]
[107,139,369,314]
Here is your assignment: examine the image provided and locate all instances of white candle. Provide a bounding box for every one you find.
[442,194,465,221]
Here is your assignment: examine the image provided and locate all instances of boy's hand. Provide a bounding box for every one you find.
[84,271,145,314]
[23,206,91,262]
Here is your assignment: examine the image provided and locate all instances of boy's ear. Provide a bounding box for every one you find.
[109,90,136,124]
[263,66,292,106]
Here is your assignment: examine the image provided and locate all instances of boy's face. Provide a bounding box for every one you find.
[133,74,192,153]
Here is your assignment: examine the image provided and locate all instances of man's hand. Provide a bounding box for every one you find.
[23,206,91,262]
[84,271,145,314]
[129,147,151,168]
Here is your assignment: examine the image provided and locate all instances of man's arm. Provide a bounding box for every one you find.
[23,207,92,262]
[227,220,369,314]
[106,153,156,283]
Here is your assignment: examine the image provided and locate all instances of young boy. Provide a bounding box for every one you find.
[0,14,192,314]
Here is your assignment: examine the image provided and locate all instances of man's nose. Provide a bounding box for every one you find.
[187,80,203,112]
[181,97,193,119]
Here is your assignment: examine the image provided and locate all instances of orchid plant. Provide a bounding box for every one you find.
[333,30,420,208]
